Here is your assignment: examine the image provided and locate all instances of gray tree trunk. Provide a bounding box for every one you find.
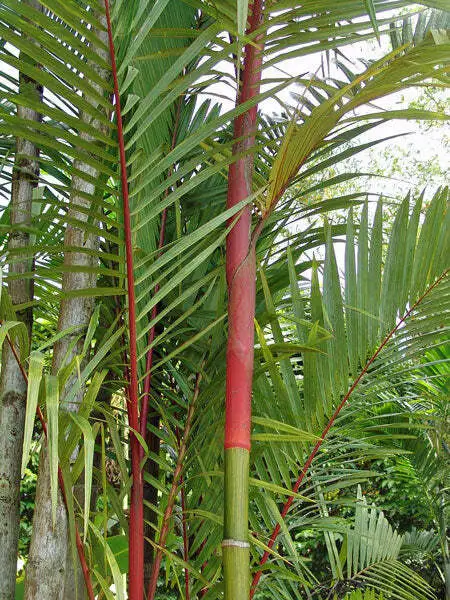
[24,12,110,600]
[0,2,42,596]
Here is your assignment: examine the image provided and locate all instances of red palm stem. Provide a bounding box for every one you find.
[138,220,165,447]
[103,2,143,598]
[225,0,264,452]
[139,97,183,451]
[250,268,449,597]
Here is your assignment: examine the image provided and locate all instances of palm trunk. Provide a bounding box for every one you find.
[0,3,42,596]
[24,13,110,600]
[141,218,166,593]
[103,2,144,597]
[141,98,182,591]
[223,3,264,598]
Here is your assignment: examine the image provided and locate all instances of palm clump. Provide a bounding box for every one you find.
[0,1,449,600]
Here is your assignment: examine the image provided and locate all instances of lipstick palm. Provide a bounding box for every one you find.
[0,2,448,600]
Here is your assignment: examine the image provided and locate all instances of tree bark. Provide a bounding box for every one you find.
[24,12,110,600]
[0,2,42,596]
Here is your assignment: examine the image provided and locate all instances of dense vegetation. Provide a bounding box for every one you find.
[0,1,448,600]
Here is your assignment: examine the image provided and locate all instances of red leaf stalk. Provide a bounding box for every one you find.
[2,327,95,600]
[250,268,449,597]
[139,96,183,452]
[138,208,166,447]
[225,0,264,452]
[147,372,202,600]
[103,2,143,599]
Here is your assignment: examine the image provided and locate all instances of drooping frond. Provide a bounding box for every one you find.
[246,189,449,597]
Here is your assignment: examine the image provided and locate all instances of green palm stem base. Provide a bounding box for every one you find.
[223,448,250,599]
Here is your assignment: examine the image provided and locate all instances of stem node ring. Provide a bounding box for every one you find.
[221,539,250,549]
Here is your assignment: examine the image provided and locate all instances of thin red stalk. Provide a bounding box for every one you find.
[139,97,183,452]
[250,268,450,597]
[103,2,143,599]
[57,470,95,600]
[225,0,264,452]
[139,211,166,443]
[106,229,130,387]
[1,325,95,600]
[147,372,202,600]
[114,295,130,387]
